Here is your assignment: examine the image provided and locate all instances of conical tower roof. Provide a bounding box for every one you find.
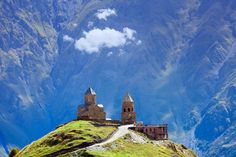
[123,92,134,102]
[85,87,96,95]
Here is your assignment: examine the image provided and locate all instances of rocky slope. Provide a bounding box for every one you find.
[0,0,236,156]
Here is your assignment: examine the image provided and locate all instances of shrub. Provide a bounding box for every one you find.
[9,148,20,157]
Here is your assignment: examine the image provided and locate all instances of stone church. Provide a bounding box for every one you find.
[77,87,168,140]
[77,87,106,120]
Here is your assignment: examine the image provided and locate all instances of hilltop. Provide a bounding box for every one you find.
[15,120,196,157]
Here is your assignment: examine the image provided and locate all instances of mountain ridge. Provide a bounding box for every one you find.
[0,0,236,156]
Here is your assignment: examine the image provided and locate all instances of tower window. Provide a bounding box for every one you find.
[131,108,133,111]
[128,108,130,112]
[124,108,126,112]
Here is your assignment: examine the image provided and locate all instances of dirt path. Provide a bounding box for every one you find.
[60,124,135,156]
[87,124,133,150]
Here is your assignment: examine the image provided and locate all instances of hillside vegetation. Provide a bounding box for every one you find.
[87,135,196,157]
[62,131,196,157]
[15,120,196,157]
[16,120,117,157]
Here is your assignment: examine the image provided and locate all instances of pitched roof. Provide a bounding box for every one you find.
[123,92,134,102]
[85,87,96,95]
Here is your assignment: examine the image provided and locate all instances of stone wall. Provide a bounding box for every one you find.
[130,124,168,140]
[77,104,106,121]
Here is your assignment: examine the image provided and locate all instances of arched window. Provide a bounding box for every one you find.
[128,108,130,112]
[124,108,126,112]
[131,108,133,111]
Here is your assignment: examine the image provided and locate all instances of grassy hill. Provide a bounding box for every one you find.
[16,120,117,157]
[85,135,196,157]
[15,120,196,157]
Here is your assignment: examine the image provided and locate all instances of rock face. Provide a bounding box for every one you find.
[0,0,236,157]
[78,87,106,120]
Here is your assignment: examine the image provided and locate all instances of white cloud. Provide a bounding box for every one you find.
[74,27,136,53]
[63,35,74,42]
[123,27,136,40]
[95,8,117,21]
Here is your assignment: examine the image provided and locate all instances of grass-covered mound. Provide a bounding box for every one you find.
[67,133,196,157]
[16,120,117,157]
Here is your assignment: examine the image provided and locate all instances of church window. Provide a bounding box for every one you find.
[124,108,126,112]
[128,108,130,112]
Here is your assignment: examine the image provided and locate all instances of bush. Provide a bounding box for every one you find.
[9,148,20,157]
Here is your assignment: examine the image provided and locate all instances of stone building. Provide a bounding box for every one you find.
[77,87,106,121]
[133,124,168,140]
[76,87,168,140]
[121,93,168,140]
[121,93,136,124]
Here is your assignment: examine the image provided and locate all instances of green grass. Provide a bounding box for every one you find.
[87,134,173,157]
[78,134,197,157]
[16,121,196,157]
[16,120,117,157]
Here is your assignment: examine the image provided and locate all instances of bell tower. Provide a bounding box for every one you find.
[121,93,136,124]
[84,87,96,105]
